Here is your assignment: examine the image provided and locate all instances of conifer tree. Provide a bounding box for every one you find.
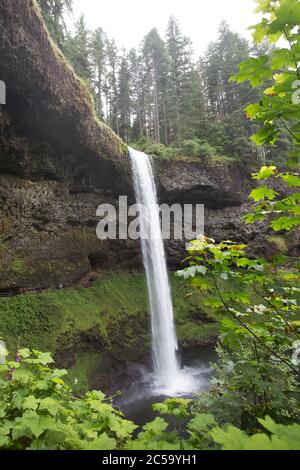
[142,28,169,143]
[117,53,132,142]
[36,0,73,48]
[64,15,92,83]
[90,28,107,118]
[166,16,193,142]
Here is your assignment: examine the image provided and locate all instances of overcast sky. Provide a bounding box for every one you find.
[69,0,260,55]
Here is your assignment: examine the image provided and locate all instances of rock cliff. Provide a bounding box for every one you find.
[0,0,265,292]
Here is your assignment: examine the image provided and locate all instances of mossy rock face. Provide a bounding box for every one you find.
[0,1,131,202]
[0,273,218,392]
[247,232,299,259]
[0,174,141,290]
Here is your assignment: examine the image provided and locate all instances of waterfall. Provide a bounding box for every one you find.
[129,147,183,391]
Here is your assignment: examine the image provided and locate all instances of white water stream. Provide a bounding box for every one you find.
[129,147,199,394]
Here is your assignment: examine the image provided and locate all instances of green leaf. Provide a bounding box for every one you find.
[271,49,295,70]
[0,435,10,448]
[250,186,278,202]
[37,352,55,366]
[19,348,31,359]
[39,397,60,416]
[245,103,263,119]
[251,19,268,43]
[153,398,190,418]
[107,415,137,439]
[231,56,273,87]
[188,413,217,433]
[209,425,249,450]
[271,216,300,231]
[12,367,34,384]
[251,125,279,145]
[22,395,39,411]
[12,412,57,440]
[143,417,169,434]
[82,433,116,450]
[280,173,300,187]
[269,0,300,32]
[252,166,277,180]
[177,265,207,279]
[259,416,300,450]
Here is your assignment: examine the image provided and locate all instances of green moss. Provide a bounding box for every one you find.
[0,295,66,351]
[177,322,219,348]
[0,273,218,350]
[0,273,218,386]
[267,235,288,253]
[67,352,102,394]
[1,256,80,288]
[119,141,129,157]
[211,155,239,164]
[11,258,27,274]
[0,274,142,353]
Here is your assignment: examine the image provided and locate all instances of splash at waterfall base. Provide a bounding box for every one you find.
[128,147,209,397]
[116,346,216,425]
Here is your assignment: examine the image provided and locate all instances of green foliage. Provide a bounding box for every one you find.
[197,141,217,159]
[182,139,217,159]
[249,186,278,202]
[0,348,298,451]
[146,143,171,158]
[0,273,216,391]
[35,0,73,48]
[178,9,300,427]
[232,0,300,168]
[133,137,222,160]
[210,417,300,450]
[182,139,202,158]
[245,165,300,232]
[64,15,93,83]
[232,56,272,87]
[10,0,300,451]
[179,234,300,428]
[0,349,137,450]
[37,0,287,163]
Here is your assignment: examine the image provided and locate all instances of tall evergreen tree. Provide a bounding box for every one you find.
[200,22,258,158]
[90,28,107,118]
[117,53,132,142]
[166,16,193,142]
[105,39,120,133]
[44,9,287,164]
[36,0,73,48]
[142,29,169,143]
[64,15,92,83]
[129,48,146,140]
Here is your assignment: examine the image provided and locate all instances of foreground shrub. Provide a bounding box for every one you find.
[0,349,137,450]
[0,347,299,450]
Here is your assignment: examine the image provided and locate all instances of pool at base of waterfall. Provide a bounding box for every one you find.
[115,346,217,426]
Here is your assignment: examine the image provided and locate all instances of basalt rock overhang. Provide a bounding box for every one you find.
[154,158,254,209]
[0,0,130,194]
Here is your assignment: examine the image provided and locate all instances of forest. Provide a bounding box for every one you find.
[36,0,289,163]
[0,0,299,455]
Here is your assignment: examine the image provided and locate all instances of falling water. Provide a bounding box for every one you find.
[129,147,197,394]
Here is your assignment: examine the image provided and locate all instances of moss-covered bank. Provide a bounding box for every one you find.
[0,273,218,392]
